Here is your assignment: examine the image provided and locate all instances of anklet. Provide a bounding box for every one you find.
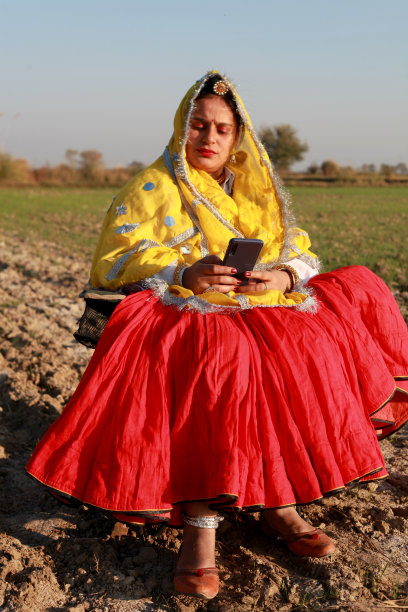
[183,514,224,529]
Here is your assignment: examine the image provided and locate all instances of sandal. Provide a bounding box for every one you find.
[174,514,223,599]
[174,567,219,599]
[261,514,335,558]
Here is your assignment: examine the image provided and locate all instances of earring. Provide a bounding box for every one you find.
[229,152,236,164]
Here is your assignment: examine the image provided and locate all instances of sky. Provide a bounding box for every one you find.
[1,0,407,171]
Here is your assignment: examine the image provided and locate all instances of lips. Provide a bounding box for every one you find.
[197,148,216,157]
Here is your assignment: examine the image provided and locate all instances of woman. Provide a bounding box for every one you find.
[27,71,408,600]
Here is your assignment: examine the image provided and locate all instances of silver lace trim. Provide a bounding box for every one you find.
[163,147,209,257]
[298,253,321,270]
[174,149,243,238]
[164,226,199,248]
[106,246,140,281]
[141,277,318,315]
[234,294,250,308]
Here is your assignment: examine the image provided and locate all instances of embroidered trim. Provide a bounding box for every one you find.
[234,294,251,308]
[115,223,140,234]
[115,203,127,216]
[173,75,244,238]
[105,246,140,281]
[138,239,162,252]
[164,226,199,249]
[163,147,209,257]
[141,278,318,315]
[299,253,321,269]
[105,239,162,281]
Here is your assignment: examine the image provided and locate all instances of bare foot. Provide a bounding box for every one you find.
[262,506,314,535]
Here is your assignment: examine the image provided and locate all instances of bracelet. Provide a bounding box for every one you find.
[173,261,186,287]
[272,264,299,293]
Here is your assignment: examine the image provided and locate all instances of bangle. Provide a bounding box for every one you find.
[272,264,299,293]
[173,261,186,287]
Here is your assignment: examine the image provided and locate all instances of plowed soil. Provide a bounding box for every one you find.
[0,231,407,611]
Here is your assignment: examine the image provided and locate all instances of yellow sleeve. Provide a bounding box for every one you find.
[90,160,191,290]
[287,227,318,261]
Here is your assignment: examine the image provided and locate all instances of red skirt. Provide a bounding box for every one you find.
[26,266,408,526]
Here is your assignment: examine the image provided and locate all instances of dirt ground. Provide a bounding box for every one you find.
[0,230,407,612]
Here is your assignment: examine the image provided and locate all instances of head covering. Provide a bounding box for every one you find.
[91,71,319,312]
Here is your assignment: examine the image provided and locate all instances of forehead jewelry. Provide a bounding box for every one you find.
[213,80,228,96]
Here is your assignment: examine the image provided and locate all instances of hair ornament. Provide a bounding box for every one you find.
[213,80,228,96]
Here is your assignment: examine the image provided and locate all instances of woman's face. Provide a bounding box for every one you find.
[186,94,238,180]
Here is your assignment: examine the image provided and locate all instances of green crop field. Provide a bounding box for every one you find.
[290,186,408,287]
[0,186,407,288]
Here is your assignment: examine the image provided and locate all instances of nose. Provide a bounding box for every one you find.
[202,123,217,144]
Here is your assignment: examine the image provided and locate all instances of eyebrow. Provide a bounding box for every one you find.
[191,115,235,127]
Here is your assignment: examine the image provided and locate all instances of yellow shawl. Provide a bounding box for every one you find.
[91,70,319,312]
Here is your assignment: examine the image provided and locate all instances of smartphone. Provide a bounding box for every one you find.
[222,238,264,285]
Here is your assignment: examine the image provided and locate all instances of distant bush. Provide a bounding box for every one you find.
[321,160,340,178]
[0,149,146,187]
[339,166,357,182]
[0,148,406,188]
[307,162,320,175]
[0,153,32,184]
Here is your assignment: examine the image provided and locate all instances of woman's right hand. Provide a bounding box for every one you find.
[182,255,241,294]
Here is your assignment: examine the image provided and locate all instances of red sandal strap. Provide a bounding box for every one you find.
[278,529,321,543]
[174,567,218,577]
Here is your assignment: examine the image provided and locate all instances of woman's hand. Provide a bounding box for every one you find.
[182,255,241,294]
[235,269,291,294]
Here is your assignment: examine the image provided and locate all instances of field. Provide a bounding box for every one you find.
[290,186,408,287]
[1,185,407,286]
[0,186,407,611]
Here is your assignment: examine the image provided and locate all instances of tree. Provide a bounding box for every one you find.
[361,163,376,174]
[380,164,394,178]
[0,152,30,182]
[65,149,79,169]
[79,149,104,180]
[307,162,319,175]
[321,159,340,178]
[128,160,145,174]
[395,162,408,175]
[259,124,309,170]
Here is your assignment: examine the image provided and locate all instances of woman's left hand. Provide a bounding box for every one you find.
[235,269,292,294]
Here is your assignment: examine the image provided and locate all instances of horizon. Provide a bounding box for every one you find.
[1,0,407,172]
